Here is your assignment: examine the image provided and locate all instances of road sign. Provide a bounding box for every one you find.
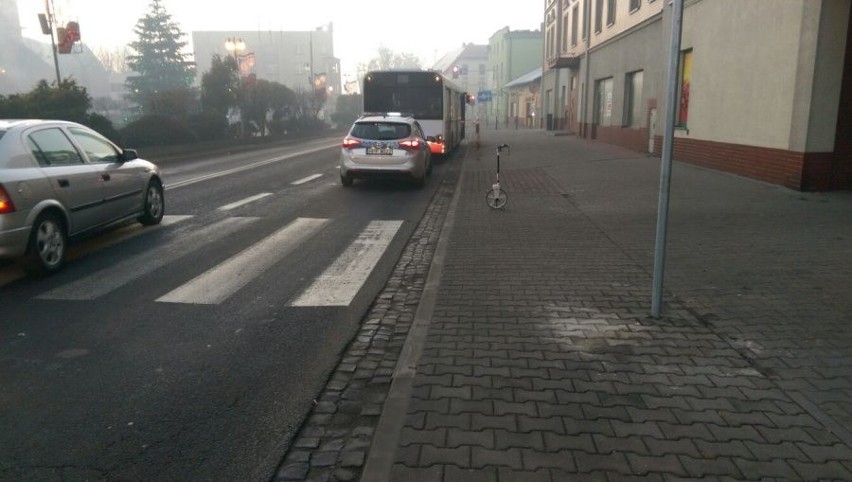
[477,90,492,103]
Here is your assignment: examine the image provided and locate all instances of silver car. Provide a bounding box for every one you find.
[339,113,432,187]
[0,119,165,275]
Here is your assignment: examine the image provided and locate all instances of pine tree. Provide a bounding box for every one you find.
[125,0,195,112]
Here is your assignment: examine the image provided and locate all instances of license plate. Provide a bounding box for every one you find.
[366,146,393,155]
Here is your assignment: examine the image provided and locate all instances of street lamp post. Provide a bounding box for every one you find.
[225,37,246,138]
[225,37,245,69]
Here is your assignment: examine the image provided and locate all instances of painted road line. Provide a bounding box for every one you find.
[291,174,323,185]
[166,141,340,190]
[36,217,258,301]
[1,215,193,289]
[157,217,330,305]
[290,220,403,307]
[218,193,273,211]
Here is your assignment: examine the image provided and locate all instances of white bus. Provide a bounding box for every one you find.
[362,70,467,156]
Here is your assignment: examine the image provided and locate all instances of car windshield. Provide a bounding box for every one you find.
[0,130,6,141]
[351,122,410,141]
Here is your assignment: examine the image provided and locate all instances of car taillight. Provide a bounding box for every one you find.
[0,184,15,214]
[342,137,361,149]
[398,138,422,150]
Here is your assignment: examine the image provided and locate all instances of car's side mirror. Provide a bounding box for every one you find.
[121,149,139,162]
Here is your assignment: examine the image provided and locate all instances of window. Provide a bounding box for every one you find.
[27,128,83,167]
[479,63,486,75]
[69,127,119,163]
[624,70,644,128]
[561,14,568,51]
[571,5,579,46]
[629,0,641,11]
[594,77,613,127]
[583,0,590,39]
[678,49,693,127]
[595,0,603,32]
[607,0,616,25]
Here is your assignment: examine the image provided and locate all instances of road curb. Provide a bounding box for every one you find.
[360,145,470,482]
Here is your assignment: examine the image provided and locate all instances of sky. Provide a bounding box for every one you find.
[17,0,544,80]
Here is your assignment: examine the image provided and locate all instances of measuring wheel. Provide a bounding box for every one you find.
[485,143,510,209]
[486,185,508,209]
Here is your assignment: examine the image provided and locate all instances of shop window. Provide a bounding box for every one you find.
[624,70,644,128]
[594,77,614,127]
[678,49,693,128]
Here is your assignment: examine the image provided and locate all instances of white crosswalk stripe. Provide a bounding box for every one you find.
[23,213,404,308]
[291,174,323,185]
[218,193,273,211]
[157,217,330,305]
[36,217,258,301]
[290,220,403,307]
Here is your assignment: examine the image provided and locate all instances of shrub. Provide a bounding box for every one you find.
[188,111,227,141]
[84,113,120,143]
[120,114,197,147]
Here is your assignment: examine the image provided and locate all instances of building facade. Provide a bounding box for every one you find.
[542,0,851,191]
[432,43,488,121]
[191,24,340,98]
[504,67,543,129]
[487,27,544,129]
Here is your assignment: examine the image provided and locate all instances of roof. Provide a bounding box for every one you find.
[432,43,488,72]
[503,67,543,89]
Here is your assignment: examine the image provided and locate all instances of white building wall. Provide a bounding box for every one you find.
[678,0,803,150]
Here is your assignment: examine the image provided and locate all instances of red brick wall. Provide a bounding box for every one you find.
[649,135,851,191]
[594,125,650,154]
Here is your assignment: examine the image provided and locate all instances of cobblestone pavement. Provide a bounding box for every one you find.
[275,127,852,481]
[273,150,462,482]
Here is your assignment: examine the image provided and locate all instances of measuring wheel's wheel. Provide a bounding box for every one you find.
[485,187,508,209]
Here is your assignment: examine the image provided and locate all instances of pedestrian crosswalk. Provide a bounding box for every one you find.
[157,217,330,305]
[22,214,405,308]
[290,220,403,307]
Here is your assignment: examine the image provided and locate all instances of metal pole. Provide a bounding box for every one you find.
[581,0,591,137]
[48,0,61,85]
[309,31,314,89]
[651,0,684,319]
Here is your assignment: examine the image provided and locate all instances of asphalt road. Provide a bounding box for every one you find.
[0,135,454,481]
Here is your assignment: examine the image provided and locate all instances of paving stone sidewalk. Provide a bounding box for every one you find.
[278,127,852,481]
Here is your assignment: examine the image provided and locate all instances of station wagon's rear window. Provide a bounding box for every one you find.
[351,122,410,140]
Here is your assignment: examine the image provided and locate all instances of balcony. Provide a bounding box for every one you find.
[546,52,582,69]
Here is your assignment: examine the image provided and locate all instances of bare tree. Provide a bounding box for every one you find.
[362,46,424,72]
[94,46,130,73]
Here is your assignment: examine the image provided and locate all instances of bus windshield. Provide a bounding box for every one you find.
[363,72,443,120]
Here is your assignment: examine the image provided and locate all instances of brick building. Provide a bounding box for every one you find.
[541,0,851,191]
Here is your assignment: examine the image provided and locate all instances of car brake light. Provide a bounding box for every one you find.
[0,184,15,214]
[342,137,361,149]
[398,138,422,150]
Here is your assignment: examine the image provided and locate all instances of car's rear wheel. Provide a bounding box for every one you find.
[138,180,164,226]
[24,211,66,276]
[340,173,353,187]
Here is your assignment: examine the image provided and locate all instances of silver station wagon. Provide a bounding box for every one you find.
[0,119,165,275]
[339,113,432,187]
